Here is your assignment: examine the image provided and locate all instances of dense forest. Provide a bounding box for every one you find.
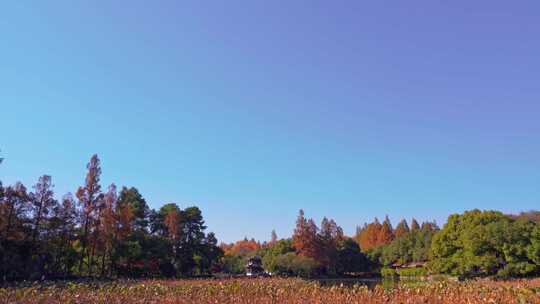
[2,154,540,282]
[222,210,540,279]
[0,155,222,281]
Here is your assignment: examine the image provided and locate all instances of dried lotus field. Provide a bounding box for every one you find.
[2,278,540,304]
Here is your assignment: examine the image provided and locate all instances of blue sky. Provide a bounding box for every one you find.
[1,1,540,242]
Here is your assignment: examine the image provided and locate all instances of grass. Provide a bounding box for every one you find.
[2,277,540,303]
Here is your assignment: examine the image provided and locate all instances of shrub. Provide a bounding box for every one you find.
[273,253,319,278]
[397,267,427,277]
[380,267,397,277]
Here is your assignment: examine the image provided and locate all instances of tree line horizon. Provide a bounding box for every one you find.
[1,153,540,281]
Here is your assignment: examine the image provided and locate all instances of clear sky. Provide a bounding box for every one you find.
[1,1,540,243]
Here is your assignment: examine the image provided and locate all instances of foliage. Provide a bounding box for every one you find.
[271,252,319,277]
[379,227,436,266]
[430,209,540,278]
[397,267,428,277]
[221,254,246,274]
[380,267,397,277]
[336,238,370,274]
[261,239,295,272]
[394,219,410,238]
[0,155,222,281]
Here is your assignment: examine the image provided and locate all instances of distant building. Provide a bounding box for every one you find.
[245,256,265,277]
[390,261,426,269]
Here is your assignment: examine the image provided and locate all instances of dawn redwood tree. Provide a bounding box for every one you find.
[162,204,183,275]
[76,154,104,276]
[394,219,410,238]
[99,184,118,277]
[49,193,78,277]
[319,217,344,274]
[292,210,322,263]
[29,175,57,243]
[270,229,278,245]
[0,182,30,280]
[410,218,420,231]
[354,224,366,249]
[377,216,394,245]
[358,218,382,251]
[1,182,30,240]
[28,175,59,277]
[421,221,438,231]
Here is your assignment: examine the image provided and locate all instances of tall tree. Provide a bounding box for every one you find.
[27,175,59,277]
[179,207,207,275]
[358,218,382,251]
[421,221,438,231]
[377,216,394,245]
[49,193,78,277]
[292,210,321,262]
[410,218,420,231]
[394,219,410,238]
[29,175,57,243]
[270,229,278,245]
[99,184,118,277]
[76,154,103,275]
[0,182,29,240]
[0,182,30,280]
[117,187,149,231]
[319,217,344,274]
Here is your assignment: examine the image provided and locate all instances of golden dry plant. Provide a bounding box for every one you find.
[2,278,540,304]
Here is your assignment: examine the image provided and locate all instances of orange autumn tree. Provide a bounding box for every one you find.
[356,216,396,251]
[222,238,261,256]
[394,219,410,238]
[76,154,103,276]
[319,217,344,272]
[377,216,395,245]
[164,207,182,241]
[292,210,322,261]
[98,183,120,277]
[356,218,382,251]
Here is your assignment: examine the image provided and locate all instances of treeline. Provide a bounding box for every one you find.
[222,210,540,279]
[0,155,222,281]
[221,210,370,277]
[3,153,540,280]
